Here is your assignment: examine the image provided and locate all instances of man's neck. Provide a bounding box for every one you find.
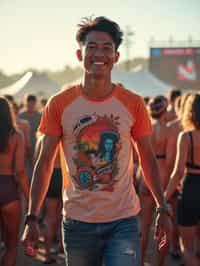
[81,76,113,99]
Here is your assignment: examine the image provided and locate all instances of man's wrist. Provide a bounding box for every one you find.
[156,203,173,217]
[24,214,39,225]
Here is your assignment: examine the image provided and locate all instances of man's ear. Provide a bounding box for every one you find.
[114,51,120,63]
[76,49,82,61]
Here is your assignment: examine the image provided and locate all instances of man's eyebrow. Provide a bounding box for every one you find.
[104,42,113,46]
[87,41,96,45]
[87,41,113,46]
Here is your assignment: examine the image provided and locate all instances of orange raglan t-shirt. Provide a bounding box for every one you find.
[39,84,152,223]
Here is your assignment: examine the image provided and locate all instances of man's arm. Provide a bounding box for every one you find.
[28,134,60,216]
[135,135,164,207]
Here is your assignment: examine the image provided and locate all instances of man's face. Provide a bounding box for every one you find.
[26,100,37,112]
[77,31,119,80]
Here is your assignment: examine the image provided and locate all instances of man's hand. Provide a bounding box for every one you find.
[21,222,40,256]
[154,212,173,250]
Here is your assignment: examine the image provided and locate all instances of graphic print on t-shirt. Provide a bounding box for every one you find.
[72,113,121,192]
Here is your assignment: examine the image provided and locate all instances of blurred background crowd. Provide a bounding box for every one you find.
[0,1,200,265]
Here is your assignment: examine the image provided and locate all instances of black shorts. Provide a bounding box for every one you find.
[46,168,63,199]
[177,173,200,226]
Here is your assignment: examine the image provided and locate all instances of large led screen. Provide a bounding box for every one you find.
[150,47,200,90]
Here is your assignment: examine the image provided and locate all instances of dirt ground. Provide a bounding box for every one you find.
[14,241,183,266]
[0,212,188,266]
[15,245,182,266]
[1,229,184,266]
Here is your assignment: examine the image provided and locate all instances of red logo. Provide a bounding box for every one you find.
[177,60,197,81]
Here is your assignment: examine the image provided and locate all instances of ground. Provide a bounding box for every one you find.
[14,232,183,266]
[0,218,185,266]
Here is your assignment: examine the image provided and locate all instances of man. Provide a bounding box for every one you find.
[22,16,172,266]
[166,87,182,122]
[19,94,41,152]
[19,94,41,178]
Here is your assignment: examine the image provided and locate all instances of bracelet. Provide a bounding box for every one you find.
[25,214,38,225]
[156,203,173,217]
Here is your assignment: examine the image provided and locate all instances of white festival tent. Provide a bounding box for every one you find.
[111,67,170,97]
[69,67,170,97]
[0,72,59,100]
[1,68,170,101]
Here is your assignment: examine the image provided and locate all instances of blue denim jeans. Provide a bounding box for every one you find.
[62,216,141,266]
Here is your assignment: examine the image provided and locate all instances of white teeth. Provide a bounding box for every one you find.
[94,62,104,65]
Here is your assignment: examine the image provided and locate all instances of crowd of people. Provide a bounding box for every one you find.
[0,94,63,265]
[138,90,200,266]
[0,16,200,266]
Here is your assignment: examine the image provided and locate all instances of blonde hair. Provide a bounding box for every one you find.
[182,93,200,130]
[174,95,181,116]
[179,92,192,119]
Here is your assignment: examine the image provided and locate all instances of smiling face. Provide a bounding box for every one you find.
[77,31,119,80]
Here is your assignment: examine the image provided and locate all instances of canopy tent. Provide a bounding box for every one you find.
[2,68,170,101]
[111,67,170,97]
[0,72,59,101]
[67,67,170,97]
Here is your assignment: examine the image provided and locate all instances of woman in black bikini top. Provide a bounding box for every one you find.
[165,93,200,266]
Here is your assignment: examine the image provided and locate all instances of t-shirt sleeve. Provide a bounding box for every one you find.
[38,96,62,136]
[131,96,152,140]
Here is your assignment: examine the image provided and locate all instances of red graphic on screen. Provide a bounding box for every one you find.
[177,60,197,81]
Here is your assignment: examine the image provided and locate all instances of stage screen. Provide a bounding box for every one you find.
[149,47,200,90]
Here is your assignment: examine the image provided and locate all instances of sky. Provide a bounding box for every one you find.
[0,0,200,75]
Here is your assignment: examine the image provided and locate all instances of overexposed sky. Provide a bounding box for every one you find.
[0,0,200,74]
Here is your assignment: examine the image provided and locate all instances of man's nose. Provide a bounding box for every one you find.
[93,47,105,56]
